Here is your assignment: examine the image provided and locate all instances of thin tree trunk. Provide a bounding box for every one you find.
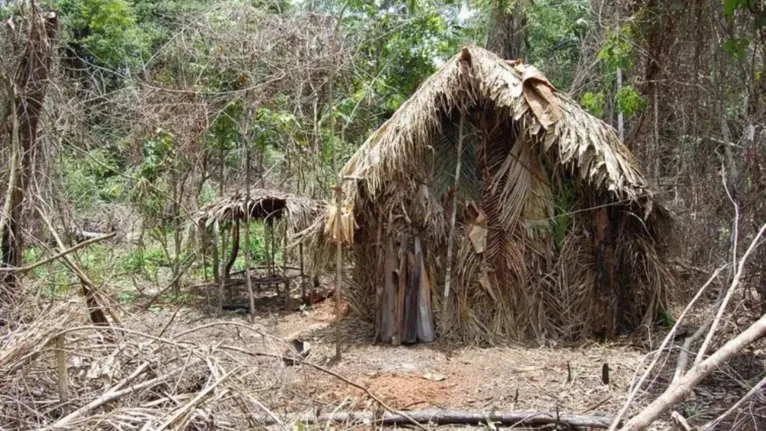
[225,220,240,302]
[1,11,59,289]
[617,67,624,142]
[217,221,227,314]
[245,142,256,323]
[333,184,343,360]
[441,111,465,318]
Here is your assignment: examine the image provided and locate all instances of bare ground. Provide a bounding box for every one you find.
[9,275,758,430]
[122,287,766,430]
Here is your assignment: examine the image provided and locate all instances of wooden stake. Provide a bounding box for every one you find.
[282,220,289,306]
[56,334,68,403]
[334,183,343,360]
[393,234,408,346]
[245,215,255,322]
[217,220,226,315]
[299,242,305,302]
[242,105,256,321]
[441,110,466,318]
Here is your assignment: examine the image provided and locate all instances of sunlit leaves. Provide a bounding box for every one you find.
[615,86,646,117]
[723,0,757,17]
[581,91,605,117]
[597,26,634,73]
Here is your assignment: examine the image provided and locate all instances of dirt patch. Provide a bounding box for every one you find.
[118,294,765,430]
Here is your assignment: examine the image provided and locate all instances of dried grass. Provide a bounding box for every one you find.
[0,303,293,430]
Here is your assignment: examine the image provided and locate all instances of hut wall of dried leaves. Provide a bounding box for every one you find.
[303,46,675,344]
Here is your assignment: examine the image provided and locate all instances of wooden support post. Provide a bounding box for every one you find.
[334,183,344,361]
[225,220,240,303]
[393,234,408,346]
[593,207,616,339]
[270,218,277,295]
[217,221,226,314]
[441,110,466,318]
[56,334,68,403]
[282,220,289,307]
[415,237,435,342]
[379,236,396,343]
[299,242,305,303]
[245,214,255,322]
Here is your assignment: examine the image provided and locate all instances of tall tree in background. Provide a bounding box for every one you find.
[1,7,59,289]
[484,0,529,59]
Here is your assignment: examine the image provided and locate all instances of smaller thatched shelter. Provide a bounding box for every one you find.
[196,188,319,291]
[196,188,317,232]
[305,46,675,345]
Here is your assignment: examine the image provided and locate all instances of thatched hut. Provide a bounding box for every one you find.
[307,46,674,345]
[196,188,317,231]
[196,188,319,296]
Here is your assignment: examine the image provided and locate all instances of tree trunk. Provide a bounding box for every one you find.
[485,0,528,60]
[1,11,59,289]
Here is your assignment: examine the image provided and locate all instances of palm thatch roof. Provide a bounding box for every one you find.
[197,188,318,232]
[305,46,673,343]
[336,47,658,225]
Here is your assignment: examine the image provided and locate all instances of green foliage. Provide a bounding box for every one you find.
[683,404,700,419]
[59,149,127,212]
[721,0,764,59]
[581,91,605,117]
[137,130,177,183]
[597,26,634,73]
[723,0,759,17]
[25,248,73,299]
[658,309,676,328]
[25,243,117,298]
[121,245,169,274]
[117,289,139,303]
[724,37,749,59]
[131,130,184,218]
[615,85,646,117]
[230,221,276,272]
[58,0,150,69]
[527,0,590,88]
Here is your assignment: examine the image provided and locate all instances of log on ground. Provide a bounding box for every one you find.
[252,408,619,428]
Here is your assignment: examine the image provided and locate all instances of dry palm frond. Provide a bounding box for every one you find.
[195,188,319,234]
[329,46,659,237]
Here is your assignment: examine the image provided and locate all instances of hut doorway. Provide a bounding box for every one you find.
[376,235,435,345]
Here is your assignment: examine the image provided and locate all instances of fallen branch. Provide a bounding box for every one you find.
[39,210,114,326]
[154,367,241,431]
[702,374,766,430]
[621,312,766,430]
[0,232,116,274]
[673,319,711,383]
[608,266,726,430]
[49,367,183,429]
[693,222,766,366]
[252,408,618,428]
